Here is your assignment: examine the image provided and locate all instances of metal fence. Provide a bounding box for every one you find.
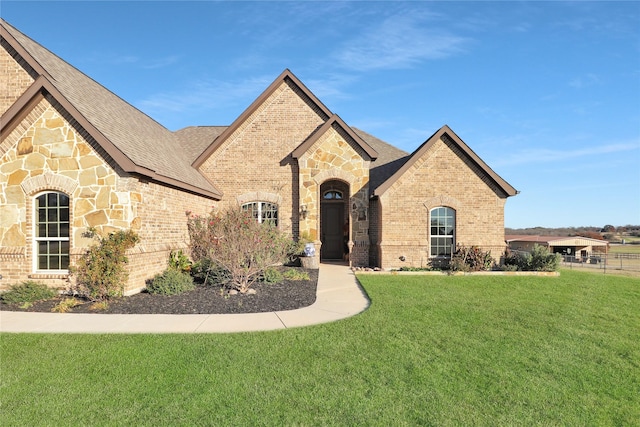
[560,252,640,274]
[507,249,640,274]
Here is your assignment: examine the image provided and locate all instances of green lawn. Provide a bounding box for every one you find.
[610,243,640,254]
[2,270,638,426]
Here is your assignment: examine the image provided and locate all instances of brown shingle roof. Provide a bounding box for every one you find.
[351,128,410,194]
[1,20,516,204]
[1,19,221,199]
[174,126,227,164]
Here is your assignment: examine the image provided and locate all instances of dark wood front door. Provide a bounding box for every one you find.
[321,203,344,260]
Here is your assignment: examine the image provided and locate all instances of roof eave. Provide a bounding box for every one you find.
[1,22,52,79]
[0,76,222,200]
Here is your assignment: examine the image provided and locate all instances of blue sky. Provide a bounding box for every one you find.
[3,1,639,229]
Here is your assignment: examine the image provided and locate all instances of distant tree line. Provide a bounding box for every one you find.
[505,225,640,242]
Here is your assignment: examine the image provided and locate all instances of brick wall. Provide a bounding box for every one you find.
[122,179,212,293]
[377,135,508,269]
[0,39,36,115]
[198,79,325,236]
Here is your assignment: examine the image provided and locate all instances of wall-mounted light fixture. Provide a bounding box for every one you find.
[300,204,308,219]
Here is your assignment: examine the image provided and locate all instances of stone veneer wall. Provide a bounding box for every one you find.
[197,78,326,237]
[0,96,214,292]
[377,135,508,269]
[297,125,371,266]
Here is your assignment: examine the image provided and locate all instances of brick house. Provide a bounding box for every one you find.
[0,20,517,293]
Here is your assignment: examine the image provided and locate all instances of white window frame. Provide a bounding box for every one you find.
[33,191,70,273]
[430,206,455,258]
[241,201,278,226]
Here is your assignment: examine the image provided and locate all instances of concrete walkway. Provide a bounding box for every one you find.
[0,262,370,334]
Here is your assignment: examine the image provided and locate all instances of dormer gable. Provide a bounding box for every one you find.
[373,125,517,198]
[292,114,378,161]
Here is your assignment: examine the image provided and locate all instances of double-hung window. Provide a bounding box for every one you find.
[35,192,70,272]
[430,207,455,257]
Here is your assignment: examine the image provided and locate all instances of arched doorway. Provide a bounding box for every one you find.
[320,180,349,260]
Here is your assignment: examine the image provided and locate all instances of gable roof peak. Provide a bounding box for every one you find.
[373,124,518,198]
[1,18,222,199]
[192,68,334,168]
[291,114,378,160]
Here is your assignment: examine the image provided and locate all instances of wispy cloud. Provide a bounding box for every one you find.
[569,73,600,89]
[142,55,181,70]
[334,13,469,71]
[86,52,138,66]
[305,73,359,102]
[492,140,640,167]
[511,22,532,33]
[137,76,272,114]
[85,52,180,70]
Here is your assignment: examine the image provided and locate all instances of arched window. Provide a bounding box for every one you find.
[323,190,343,200]
[34,192,70,272]
[242,202,278,226]
[430,207,455,257]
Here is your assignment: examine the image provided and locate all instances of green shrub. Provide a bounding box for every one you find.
[398,266,433,272]
[503,245,561,272]
[71,229,139,301]
[52,297,80,313]
[501,263,520,272]
[529,244,561,271]
[503,249,529,271]
[285,231,314,265]
[450,245,493,272]
[261,267,283,283]
[191,258,232,286]
[1,281,57,304]
[282,268,310,281]
[147,269,195,295]
[89,301,109,311]
[168,250,192,273]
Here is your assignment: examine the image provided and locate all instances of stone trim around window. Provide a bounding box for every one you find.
[236,191,281,206]
[423,195,461,211]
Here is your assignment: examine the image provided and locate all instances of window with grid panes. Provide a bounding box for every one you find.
[35,192,70,271]
[430,207,455,257]
[241,202,278,226]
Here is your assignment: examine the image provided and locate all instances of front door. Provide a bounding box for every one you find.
[321,203,344,260]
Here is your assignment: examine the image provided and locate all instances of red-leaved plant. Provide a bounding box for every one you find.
[187,208,292,293]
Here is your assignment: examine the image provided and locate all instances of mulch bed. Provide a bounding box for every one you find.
[0,269,318,315]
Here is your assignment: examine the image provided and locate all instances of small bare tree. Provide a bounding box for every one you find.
[187,208,292,293]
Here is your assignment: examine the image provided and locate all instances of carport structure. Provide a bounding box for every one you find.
[506,235,609,262]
